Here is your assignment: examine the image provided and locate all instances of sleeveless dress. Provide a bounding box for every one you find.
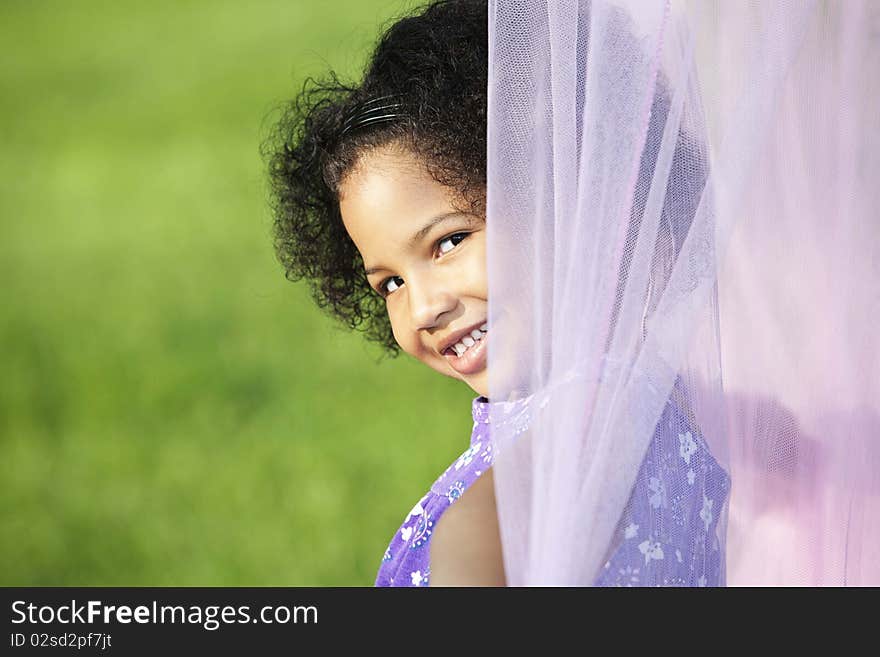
[375,393,731,586]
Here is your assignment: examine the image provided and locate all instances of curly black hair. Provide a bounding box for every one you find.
[264,0,488,357]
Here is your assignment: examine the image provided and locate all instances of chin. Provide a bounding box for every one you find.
[426,355,489,398]
[464,373,489,400]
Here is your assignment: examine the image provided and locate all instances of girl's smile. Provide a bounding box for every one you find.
[338,144,489,398]
[441,320,488,375]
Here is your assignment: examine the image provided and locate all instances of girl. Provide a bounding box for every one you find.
[266,0,730,586]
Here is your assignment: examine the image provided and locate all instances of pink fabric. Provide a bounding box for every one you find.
[486,0,880,585]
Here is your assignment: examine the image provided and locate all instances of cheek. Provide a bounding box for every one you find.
[468,242,489,297]
[388,309,419,354]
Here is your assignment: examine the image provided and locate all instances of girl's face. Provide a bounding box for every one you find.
[339,145,489,398]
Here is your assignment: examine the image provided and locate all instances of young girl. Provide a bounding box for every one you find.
[266,0,729,586]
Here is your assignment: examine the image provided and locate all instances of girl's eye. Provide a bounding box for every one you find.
[438,232,468,255]
[380,276,403,296]
[377,233,469,297]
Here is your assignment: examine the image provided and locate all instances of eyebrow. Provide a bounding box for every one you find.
[363,212,472,276]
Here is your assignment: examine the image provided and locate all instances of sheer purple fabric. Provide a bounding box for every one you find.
[485,0,879,585]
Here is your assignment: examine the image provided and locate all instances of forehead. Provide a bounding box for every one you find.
[338,146,457,248]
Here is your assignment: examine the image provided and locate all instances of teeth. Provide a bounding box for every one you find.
[447,324,489,358]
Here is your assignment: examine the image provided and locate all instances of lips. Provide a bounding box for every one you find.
[442,325,488,376]
[438,321,488,357]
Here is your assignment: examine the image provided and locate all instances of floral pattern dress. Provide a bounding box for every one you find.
[375,393,730,587]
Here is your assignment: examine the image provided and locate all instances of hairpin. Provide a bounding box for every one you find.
[340,94,406,137]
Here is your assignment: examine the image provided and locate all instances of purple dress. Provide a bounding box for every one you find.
[375,394,730,587]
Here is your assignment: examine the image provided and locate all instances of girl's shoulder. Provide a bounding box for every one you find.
[375,418,495,587]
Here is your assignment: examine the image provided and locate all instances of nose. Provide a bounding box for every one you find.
[407,272,457,330]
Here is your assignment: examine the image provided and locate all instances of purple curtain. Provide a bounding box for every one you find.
[486,0,880,585]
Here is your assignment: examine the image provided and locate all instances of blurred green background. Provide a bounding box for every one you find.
[0,0,475,585]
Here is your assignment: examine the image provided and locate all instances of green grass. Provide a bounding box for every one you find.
[0,0,476,585]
